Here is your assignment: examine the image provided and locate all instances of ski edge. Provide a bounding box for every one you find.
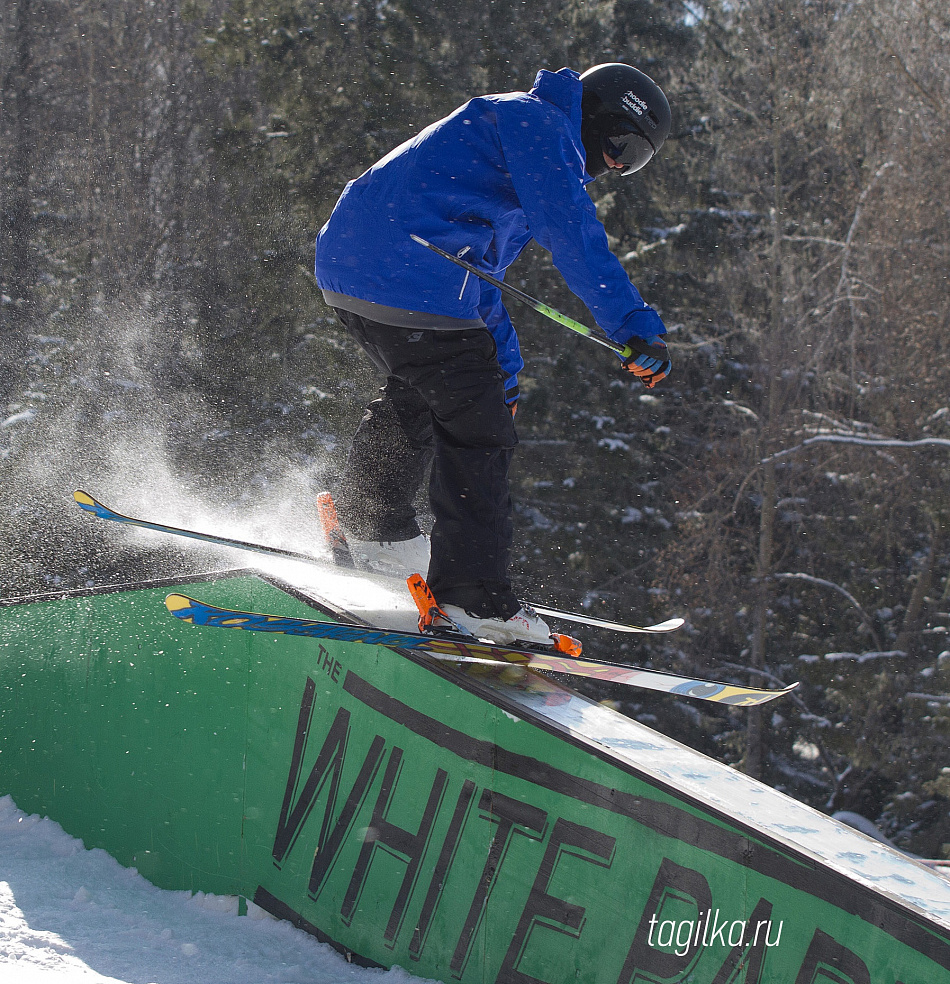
[163,594,797,706]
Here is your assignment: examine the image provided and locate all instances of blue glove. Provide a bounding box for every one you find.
[620,334,671,389]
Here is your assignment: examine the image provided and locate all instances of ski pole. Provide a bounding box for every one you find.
[409,234,634,361]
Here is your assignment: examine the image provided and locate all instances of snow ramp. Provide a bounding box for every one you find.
[1,568,949,984]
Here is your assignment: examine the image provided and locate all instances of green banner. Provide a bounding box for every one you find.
[1,572,949,983]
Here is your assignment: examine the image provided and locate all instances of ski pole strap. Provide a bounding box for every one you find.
[410,235,632,361]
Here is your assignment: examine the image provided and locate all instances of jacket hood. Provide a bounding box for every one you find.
[529,68,583,129]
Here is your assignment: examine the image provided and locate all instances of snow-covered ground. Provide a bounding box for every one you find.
[0,796,431,984]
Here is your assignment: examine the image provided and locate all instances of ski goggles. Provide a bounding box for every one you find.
[603,121,657,175]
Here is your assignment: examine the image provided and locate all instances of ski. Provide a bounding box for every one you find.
[164,593,797,706]
[74,489,684,635]
[73,489,324,567]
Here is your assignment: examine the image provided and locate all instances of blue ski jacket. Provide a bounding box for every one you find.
[314,67,665,393]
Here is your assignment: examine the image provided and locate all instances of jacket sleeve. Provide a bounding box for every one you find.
[478,280,524,398]
[496,103,665,344]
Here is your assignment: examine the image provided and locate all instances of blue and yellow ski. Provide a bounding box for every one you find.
[164,593,797,706]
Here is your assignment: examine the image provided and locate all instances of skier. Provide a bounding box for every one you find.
[314,63,672,645]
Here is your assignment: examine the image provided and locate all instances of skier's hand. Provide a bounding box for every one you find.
[620,335,671,389]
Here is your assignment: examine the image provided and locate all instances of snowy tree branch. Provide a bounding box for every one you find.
[774,572,883,650]
[762,433,950,464]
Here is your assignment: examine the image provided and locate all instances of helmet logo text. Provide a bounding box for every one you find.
[622,91,658,129]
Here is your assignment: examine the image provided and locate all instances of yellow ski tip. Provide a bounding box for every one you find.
[73,489,96,508]
[165,593,195,620]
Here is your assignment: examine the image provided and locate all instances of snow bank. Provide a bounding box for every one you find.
[0,795,432,984]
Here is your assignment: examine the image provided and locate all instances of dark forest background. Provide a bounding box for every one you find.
[3,0,950,855]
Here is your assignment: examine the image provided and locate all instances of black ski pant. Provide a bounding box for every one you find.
[333,309,520,619]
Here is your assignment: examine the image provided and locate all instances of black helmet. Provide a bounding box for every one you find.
[580,63,671,178]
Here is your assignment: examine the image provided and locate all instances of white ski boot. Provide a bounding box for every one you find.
[348,534,431,579]
[440,603,553,647]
